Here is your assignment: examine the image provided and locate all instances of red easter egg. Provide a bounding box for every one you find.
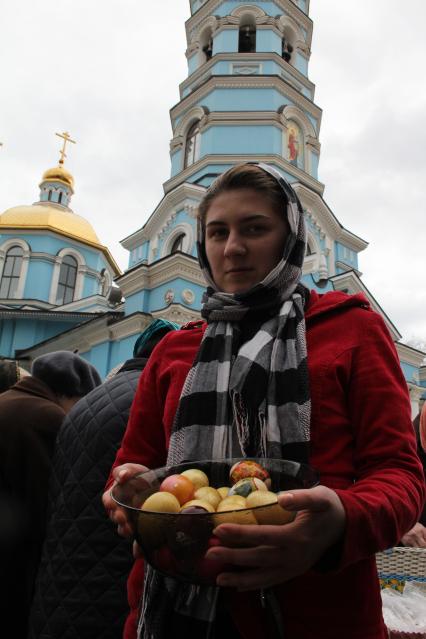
[159,474,195,505]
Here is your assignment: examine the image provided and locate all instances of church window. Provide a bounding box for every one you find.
[56,254,78,305]
[58,192,63,204]
[282,38,293,63]
[286,121,304,170]
[200,28,213,63]
[48,190,52,201]
[184,121,201,168]
[170,233,185,254]
[0,245,24,298]
[305,242,314,256]
[238,18,256,53]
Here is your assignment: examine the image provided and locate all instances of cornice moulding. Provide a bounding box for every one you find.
[118,254,206,297]
[296,185,368,252]
[108,313,153,340]
[396,342,426,368]
[186,0,313,47]
[151,303,201,325]
[171,75,321,126]
[163,154,324,196]
[121,183,206,250]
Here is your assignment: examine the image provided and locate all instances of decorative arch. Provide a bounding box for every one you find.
[174,106,209,140]
[49,247,85,306]
[161,222,195,258]
[277,15,305,65]
[0,238,31,299]
[230,5,267,20]
[279,105,318,172]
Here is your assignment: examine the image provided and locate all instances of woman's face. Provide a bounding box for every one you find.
[204,188,290,294]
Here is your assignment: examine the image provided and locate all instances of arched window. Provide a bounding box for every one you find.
[282,37,293,63]
[200,28,213,63]
[56,255,78,305]
[58,192,63,204]
[0,245,24,298]
[170,233,186,254]
[184,121,201,168]
[238,17,256,53]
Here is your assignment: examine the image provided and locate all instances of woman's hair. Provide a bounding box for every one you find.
[197,163,288,223]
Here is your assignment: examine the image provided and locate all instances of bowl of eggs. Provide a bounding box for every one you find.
[111,458,319,585]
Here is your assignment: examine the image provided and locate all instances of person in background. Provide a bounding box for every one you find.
[28,319,178,639]
[401,403,426,547]
[104,163,424,639]
[0,358,29,393]
[0,351,101,639]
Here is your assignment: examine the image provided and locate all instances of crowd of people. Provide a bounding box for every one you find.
[0,163,425,639]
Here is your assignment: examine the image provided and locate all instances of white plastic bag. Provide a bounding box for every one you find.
[381,583,426,634]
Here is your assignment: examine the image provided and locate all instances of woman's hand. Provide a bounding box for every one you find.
[401,522,426,548]
[102,463,149,537]
[206,485,346,590]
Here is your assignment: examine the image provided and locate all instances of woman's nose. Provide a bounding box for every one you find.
[223,231,246,256]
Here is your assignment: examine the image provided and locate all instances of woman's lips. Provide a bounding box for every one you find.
[225,267,253,274]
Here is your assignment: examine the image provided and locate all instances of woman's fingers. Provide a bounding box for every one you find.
[277,486,336,512]
[213,522,292,547]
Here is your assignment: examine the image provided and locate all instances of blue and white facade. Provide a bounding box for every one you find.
[1,0,424,411]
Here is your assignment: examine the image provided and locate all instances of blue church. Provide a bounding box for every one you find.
[1,0,425,412]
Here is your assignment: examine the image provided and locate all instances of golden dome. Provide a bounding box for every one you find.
[41,165,74,189]
[0,204,101,247]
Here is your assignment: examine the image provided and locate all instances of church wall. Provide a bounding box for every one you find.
[335,242,359,271]
[146,279,204,313]
[201,124,282,155]
[170,149,184,178]
[124,290,149,315]
[212,29,238,54]
[24,258,53,301]
[214,2,283,18]
[80,341,112,379]
[0,318,80,358]
[257,29,282,55]
[195,87,291,112]
[400,361,422,387]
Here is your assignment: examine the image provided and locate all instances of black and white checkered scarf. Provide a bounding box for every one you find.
[138,164,310,639]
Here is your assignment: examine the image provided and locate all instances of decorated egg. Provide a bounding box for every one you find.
[142,491,181,513]
[228,477,268,498]
[160,474,195,505]
[194,486,221,510]
[181,468,209,490]
[246,490,295,525]
[229,460,271,488]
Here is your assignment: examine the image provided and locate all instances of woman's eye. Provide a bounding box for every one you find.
[246,225,266,234]
[208,228,227,239]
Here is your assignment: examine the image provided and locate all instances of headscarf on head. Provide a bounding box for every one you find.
[133,319,180,358]
[31,351,101,397]
[139,164,311,639]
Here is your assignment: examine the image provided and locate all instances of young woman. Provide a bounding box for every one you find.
[104,163,424,639]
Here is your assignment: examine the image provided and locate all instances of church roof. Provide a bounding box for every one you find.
[41,165,74,189]
[0,203,101,247]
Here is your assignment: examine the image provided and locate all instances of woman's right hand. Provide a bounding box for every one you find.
[102,463,149,537]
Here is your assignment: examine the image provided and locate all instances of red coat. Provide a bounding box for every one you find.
[112,291,425,639]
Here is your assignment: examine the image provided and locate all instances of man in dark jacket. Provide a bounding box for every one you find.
[0,351,101,639]
[28,319,178,639]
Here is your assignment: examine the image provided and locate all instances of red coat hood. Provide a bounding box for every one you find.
[305,290,370,323]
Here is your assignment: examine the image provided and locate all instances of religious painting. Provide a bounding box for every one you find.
[287,121,304,169]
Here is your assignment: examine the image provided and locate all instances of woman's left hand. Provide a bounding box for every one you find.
[206,485,346,590]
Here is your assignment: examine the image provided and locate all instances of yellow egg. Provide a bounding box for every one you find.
[218,495,247,508]
[214,500,257,526]
[246,490,295,525]
[141,491,180,513]
[180,468,209,490]
[194,487,221,510]
[180,499,215,513]
[217,486,229,499]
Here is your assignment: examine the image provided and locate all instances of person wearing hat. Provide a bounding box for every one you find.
[0,351,101,639]
[28,320,178,639]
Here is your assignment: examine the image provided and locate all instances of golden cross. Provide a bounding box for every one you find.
[55,131,76,165]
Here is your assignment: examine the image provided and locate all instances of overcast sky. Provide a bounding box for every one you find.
[1,1,425,345]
